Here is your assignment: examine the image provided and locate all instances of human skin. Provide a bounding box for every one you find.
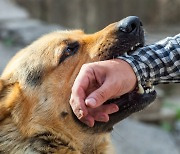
[70,59,137,127]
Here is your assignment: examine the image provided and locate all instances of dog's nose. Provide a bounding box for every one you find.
[118,16,142,33]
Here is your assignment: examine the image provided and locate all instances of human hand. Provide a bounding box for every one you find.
[70,59,137,127]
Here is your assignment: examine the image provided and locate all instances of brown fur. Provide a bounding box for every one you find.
[0,21,144,153]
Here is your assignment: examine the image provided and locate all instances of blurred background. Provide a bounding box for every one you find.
[0,0,180,153]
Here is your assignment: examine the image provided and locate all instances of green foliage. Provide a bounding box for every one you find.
[160,121,172,132]
[3,38,14,47]
[160,100,180,132]
[176,108,180,120]
[163,100,180,120]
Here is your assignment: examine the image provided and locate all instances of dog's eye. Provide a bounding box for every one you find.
[59,41,79,64]
[66,42,79,55]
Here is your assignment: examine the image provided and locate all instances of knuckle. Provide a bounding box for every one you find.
[81,63,94,74]
[81,63,90,71]
[71,84,78,93]
[69,97,75,106]
[71,83,83,96]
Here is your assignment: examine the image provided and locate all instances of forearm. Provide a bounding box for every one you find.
[118,34,180,87]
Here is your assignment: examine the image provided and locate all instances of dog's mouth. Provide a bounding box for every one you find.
[78,17,156,133]
[82,41,157,133]
[92,86,156,133]
[107,41,144,59]
[92,38,157,132]
[91,78,156,133]
[100,17,156,126]
[106,84,156,118]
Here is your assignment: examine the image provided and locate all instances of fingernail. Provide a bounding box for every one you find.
[77,109,83,119]
[113,106,119,112]
[85,98,96,107]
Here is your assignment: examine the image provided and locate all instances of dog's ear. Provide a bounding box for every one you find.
[0,79,21,121]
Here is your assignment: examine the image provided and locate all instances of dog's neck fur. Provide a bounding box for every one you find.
[0,85,113,154]
[0,117,112,154]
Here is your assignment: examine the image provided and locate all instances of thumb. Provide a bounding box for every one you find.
[85,80,113,108]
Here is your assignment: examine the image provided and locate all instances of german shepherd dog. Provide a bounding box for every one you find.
[0,16,156,153]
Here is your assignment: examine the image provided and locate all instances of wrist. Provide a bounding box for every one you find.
[111,58,137,94]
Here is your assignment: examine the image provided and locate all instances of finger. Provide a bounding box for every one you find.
[80,114,95,127]
[70,86,88,119]
[85,80,113,108]
[100,104,119,114]
[91,104,119,122]
[72,64,95,92]
[70,97,88,119]
[94,113,109,122]
[70,66,92,119]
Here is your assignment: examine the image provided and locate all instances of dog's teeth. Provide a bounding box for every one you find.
[135,43,140,47]
[137,84,144,94]
[124,52,128,56]
[146,81,152,88]
[145,89,150,93]
[131,46,134,51]
[152,86,155,90]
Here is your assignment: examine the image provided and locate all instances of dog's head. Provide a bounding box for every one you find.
[0,16,156,151]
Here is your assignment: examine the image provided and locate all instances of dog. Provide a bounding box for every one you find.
[0,16,156,154]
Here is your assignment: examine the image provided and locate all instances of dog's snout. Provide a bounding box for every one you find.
[118,16,142,33]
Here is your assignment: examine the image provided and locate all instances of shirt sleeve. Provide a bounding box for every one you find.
[118,33,180,88]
